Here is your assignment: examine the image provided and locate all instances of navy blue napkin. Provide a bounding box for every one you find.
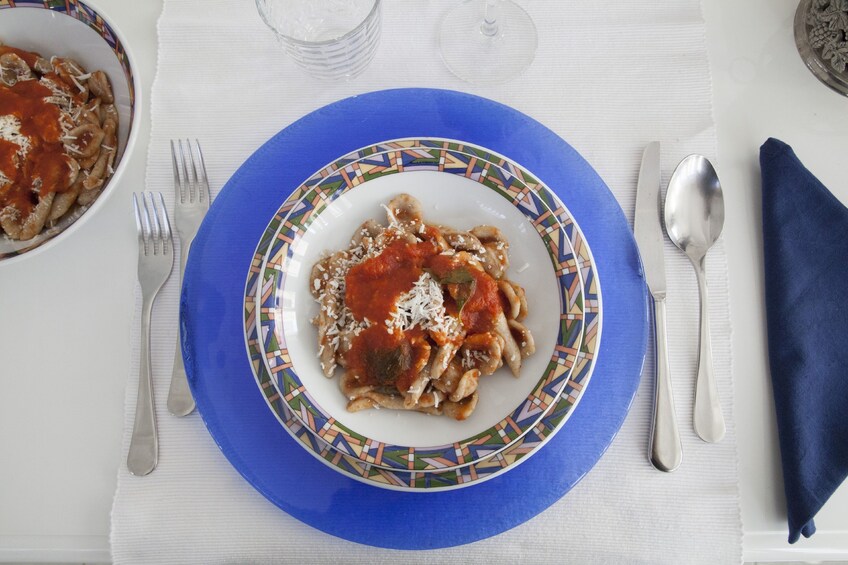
[760,137,848,543]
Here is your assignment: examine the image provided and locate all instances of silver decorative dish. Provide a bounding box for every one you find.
[795,0,848,96]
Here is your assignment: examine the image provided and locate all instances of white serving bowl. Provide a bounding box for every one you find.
[0,0,138,263]
[281,171,563,449]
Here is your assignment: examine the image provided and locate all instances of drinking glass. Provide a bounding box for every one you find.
[439,0,538,85]
[256,0,381,80]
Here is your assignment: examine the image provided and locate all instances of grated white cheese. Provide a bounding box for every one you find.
[462,348,491,370]
[40,77,78,114]
[0,115,31,162]
[0,205,19,221]
[386,272,459,336]
[314,238,385,364]
[314,214,469,368]
[69,73,85,93]
[381,203,399,227]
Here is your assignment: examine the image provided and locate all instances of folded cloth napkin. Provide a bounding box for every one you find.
[760,137,848,543]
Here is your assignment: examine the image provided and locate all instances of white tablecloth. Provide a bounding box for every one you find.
[111,1,741,562]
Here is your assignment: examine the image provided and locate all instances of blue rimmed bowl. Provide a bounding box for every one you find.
[0,0,138,263]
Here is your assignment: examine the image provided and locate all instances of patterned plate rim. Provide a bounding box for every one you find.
[252,139,585,470]
[245,139,601,490]
[242,140,602,490]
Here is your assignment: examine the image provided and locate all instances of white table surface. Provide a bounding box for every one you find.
[1,0,846,563]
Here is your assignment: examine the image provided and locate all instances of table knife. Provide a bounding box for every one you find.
[633,141,683,472]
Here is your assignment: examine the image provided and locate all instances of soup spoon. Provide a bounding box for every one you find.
[664,155,726,443]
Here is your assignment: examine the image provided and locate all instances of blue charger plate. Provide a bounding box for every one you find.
[181,88,648,550]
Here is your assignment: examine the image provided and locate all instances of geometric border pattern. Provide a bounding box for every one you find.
[253,139,584,471]
[242,138,601,488]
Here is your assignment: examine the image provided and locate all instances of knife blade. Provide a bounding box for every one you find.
[633,141,683,472]
[634,141,667,299]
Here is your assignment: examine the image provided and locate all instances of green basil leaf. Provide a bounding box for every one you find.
[428,266,474,285]
[455,279,477,315]
[366,344,411,385]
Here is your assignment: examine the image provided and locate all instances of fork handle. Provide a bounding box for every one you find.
[128,296,158,476]
[167,238,197,416]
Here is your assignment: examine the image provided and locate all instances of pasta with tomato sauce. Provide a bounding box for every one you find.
[0,43,118,241]
[310,194,535,420]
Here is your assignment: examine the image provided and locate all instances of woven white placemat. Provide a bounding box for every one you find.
[111,1,740,563]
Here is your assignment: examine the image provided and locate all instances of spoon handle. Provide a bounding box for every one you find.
[650,297,683,472]
[693,255,726,443]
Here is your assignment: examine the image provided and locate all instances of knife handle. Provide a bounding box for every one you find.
[650,297,683,472]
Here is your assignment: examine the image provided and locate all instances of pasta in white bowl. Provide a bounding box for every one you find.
[276,169,565,450]
[311,193,535,420]
[0,4,138,262]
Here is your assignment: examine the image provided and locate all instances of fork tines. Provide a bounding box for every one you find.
[133,192,172,256]
[171,139,210,205]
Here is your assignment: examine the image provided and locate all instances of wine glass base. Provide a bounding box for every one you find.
[439,0,538,86]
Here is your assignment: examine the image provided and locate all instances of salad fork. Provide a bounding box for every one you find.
[167,139,211,417]
[128,192,173,476]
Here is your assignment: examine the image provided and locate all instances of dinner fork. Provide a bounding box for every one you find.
[167,139,211,417]
[128,192,173,476]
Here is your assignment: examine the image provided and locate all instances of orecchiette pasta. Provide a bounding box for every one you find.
[310,194,535,421]
[0,43,118,241]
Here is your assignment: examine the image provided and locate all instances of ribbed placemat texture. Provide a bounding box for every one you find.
[111,1,741,563]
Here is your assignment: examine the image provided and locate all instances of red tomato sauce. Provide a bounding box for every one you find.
[345,238,439,324]
[426,253,501,334]
[346,325,430,392]
[344,232,504,391]
[0,59,73,218]
[0,46,40,68]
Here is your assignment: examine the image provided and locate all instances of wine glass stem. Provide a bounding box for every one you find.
[482,0,499,37]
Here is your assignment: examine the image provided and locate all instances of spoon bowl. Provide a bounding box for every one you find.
[665,156,725,259]
[664,154,726,443]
